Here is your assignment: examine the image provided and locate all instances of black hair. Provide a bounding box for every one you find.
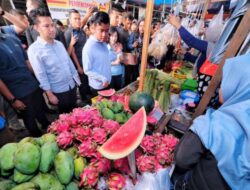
[110,3,124,13]
[53,19,63,27]
[29,8,51,25]
[26,0,47,9]
[68,9,80,17]
[109,26,120,43]
[91,11,110,25]
[123,12,133,21]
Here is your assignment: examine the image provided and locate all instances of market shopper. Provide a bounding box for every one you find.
[82,11,111,96]
[109,4,124,27]
[64,9,92,104]
[28,8,80,113]
[0,31,49,137]
[108,27,124,90]
[0,6,28,36]
[173,54,250,190]
[25,0,66,47]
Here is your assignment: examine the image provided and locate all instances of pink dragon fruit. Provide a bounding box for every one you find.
[136,155,157,173]
[92,128,107,144]
[140,135,155,154]
[113,158,131,174]
[72,127,91,142]
[155,145,172,165]
[92,151,102,160]
[79,165,99,188]
[56,131,73,149]
[90,158,111,174]
[161,135,179,151]
[78,139,97,157]
[107,172,126,190]
[66,115,78,126]
[152,133,163,147]
[91,114,104,128]
[102,120,120,135]
[48,121,70,134]
[58,113,70,121]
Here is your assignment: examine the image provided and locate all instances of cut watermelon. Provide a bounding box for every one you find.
[99,107,147,160]
[98,89,116,97]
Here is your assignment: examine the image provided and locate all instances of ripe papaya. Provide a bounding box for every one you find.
[39,142,59,173]
[31,173,64,190]
[54,151,74,185]
[10,182,39,190]
[74,157,87,179]
[14,142,41,175]
[13,169,34,184]
[0,143,18,170]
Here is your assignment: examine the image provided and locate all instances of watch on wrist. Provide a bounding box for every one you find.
[0,10,5,16]
[9,98,17,104]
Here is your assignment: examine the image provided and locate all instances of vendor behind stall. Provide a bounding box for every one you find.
[173,53,250,190]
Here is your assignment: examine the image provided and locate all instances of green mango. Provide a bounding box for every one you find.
[0,179,16,190]
[115,113,128,124]
[19,137,38,146]
[66,182,79,190]
[112,103,124,113]
[1,169,12,177]
[101,108,114,120]
[31,173,64,190]
[54,151,74,185]
[39,142,59,173]
[38,133,56,146]
[0,143,18,171]
[74,157,87,179]
[66,147,78,159]
[10,182,39,190]
[13,169,34,184]
[14,142,41,175]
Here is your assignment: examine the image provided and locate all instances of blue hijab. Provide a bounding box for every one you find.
[191,53,250,189]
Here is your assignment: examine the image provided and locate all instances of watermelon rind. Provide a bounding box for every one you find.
[98,107,147,160]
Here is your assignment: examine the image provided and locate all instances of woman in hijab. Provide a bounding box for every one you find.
[172,53,250,190]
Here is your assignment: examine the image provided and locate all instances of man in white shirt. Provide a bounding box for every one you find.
[28,8,80,113]
[82,11,111,96]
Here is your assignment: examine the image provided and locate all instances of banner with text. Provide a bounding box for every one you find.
[46,0,110,23]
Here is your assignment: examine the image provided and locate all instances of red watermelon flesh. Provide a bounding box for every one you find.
[98,107,147,160]
[98,89,116,97]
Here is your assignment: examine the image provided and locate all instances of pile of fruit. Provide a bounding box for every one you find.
[96,99,132,124]
[0,106,179,190]
[0,134,82,190]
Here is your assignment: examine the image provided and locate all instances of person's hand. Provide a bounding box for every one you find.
[115,43,123,53]
[70,33,78,46]
[103,82,109,88]
[77,66,84,74]
[168,14,181,29]
[48,93,59,105]
[86,7,95,17]
[133,41,138,48]
[12,100,26,110]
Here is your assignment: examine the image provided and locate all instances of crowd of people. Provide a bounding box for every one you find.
[0,1,162,137]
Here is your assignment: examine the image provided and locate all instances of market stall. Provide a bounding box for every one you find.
[0,0,249,189]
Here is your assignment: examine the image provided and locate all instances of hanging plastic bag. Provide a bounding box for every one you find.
[134,168,171,190]
[134,173,160,190]
[205,6,224,43]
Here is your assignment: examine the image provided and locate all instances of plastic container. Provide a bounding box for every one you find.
[179,90,200,105]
